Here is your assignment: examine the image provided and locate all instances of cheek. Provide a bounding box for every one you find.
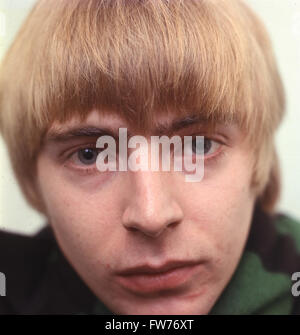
[37,152,119,228]
[179,155,255,266]
[42,181,119,243]
[37,158,124,269]
[39,179,126,291]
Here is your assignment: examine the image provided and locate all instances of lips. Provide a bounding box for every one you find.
[115,260,202,294]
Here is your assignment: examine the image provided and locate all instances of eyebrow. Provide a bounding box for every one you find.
[45,115,213,143]
[46,126,125,142]
[155,115,212,135]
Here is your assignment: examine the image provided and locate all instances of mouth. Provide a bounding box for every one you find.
[115,260,203,295]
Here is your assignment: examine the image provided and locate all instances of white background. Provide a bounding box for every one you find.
[0,0,299,234]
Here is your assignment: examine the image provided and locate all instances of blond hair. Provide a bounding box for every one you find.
[0,0,285,213]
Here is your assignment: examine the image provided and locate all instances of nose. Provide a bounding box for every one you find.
[122,171,184,238]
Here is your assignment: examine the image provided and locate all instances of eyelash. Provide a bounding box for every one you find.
[63,136,226,175]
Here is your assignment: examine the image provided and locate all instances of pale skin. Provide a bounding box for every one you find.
[36,109,257,315]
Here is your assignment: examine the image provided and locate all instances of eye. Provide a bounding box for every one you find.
[77,148,99,165]
[191,137,221,156]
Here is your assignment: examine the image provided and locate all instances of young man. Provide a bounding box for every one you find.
[0,0,299,315]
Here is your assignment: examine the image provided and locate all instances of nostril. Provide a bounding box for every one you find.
[124,220,179,238]
[126,226,139,233]
[167,220,180,229]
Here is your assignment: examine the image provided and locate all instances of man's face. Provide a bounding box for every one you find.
[36,110,256,314]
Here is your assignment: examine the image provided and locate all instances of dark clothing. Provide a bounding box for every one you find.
[0,204,300,314]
